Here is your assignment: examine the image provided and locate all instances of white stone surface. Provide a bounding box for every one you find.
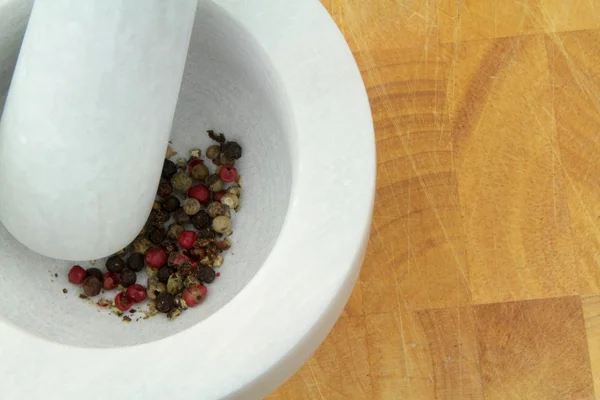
[0,0,375,399]
[0,0,197,260]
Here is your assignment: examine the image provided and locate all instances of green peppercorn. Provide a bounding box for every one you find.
[171,171,193,193]
[206,174,224,192]
[119,269,137,287]
[184,275,201,288]
[167,273,184,295]
[157,179,173,198]
[207,201,227,218]
[190,210,211,230]
[127,252,145,272]
[167,223,184,240]
[162,159,178,179]
[156,292,176,312]
[212,215,232,234]
[162,195,180,212]
[206,145,220,160]
[220,193,239,209]
[132,238,152,255]
[175,158,188,169]
[228,186,241,198]
[191,163,209,181]
[148,280,167,300]
[106,256,125,273]
[183,198,201,216]
[190,149,202,159]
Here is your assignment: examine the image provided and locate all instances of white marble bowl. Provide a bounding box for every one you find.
[0,0,375,399]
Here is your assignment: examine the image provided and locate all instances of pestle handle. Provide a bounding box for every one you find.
[0,0,197,260]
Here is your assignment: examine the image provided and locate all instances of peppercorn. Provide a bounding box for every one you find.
[157,266,171,283]
[184,274,201,288]
[188,184,210,204]
[126,284,147,303]
[156,292,177,313]
[190,149,201,159]
[191,163,209,181]
[173,209,191,225]
[127,252,145,272]
[157,179,173,197]
[208,130,226,143]
[221,141,242,160]
[171,171,193,193]
[85,268,103,281]
[106,256,125,273]
[103,272,119,290]
[119,269,137,287]
[148,227,167,244]
[175,158,188,169]
[162,159,178,179]
[161,241,178,255]
[197,227,216,239]
[188,247,206,260]
[183,198,201,216]
[220,193,239,209]
[197,266,216,284]
[150,208,170,228]
[146,248,168,269]
[162,195,180,213]
[190,210,211,230]
[207,201,227,218]
[68,265,87,284]
[167,273,184,295]
[132,238,152,255]
[213,190,227,202]
[215,238,232,251]
[148,280,167,300]
[114,292,133,311]
[178,230,197,250]
[206,174,224,192]
[206,145,220,160]
[219,154,235,167]
[82,276,102,297]
[212,215,232,234]
[228,185,241,198]
[166,223,184,240]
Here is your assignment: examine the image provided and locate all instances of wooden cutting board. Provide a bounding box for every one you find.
[270,1,600,399]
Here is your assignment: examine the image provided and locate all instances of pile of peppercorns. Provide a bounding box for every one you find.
[67,131,242,320]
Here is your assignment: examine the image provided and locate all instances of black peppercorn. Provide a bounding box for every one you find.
[161,241,178,255]
[150,208,170,228]
[157,266,171,283]
[162,159,177,179]
[190,210,211,230]
[85,267,103,281]
[197,227,216,239]
[155,292,176,313]
[127,252,145,272]
[162,195,180,212]
[82,276,102,297]
[157,179,173,198]
[221,141,242,160]
[106,256,125,273]
[119,269,137,287]
[148,228,167,244]
[197,266,216,284]
[173,209,191,225]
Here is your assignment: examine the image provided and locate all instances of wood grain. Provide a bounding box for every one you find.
[270,1,600,398]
